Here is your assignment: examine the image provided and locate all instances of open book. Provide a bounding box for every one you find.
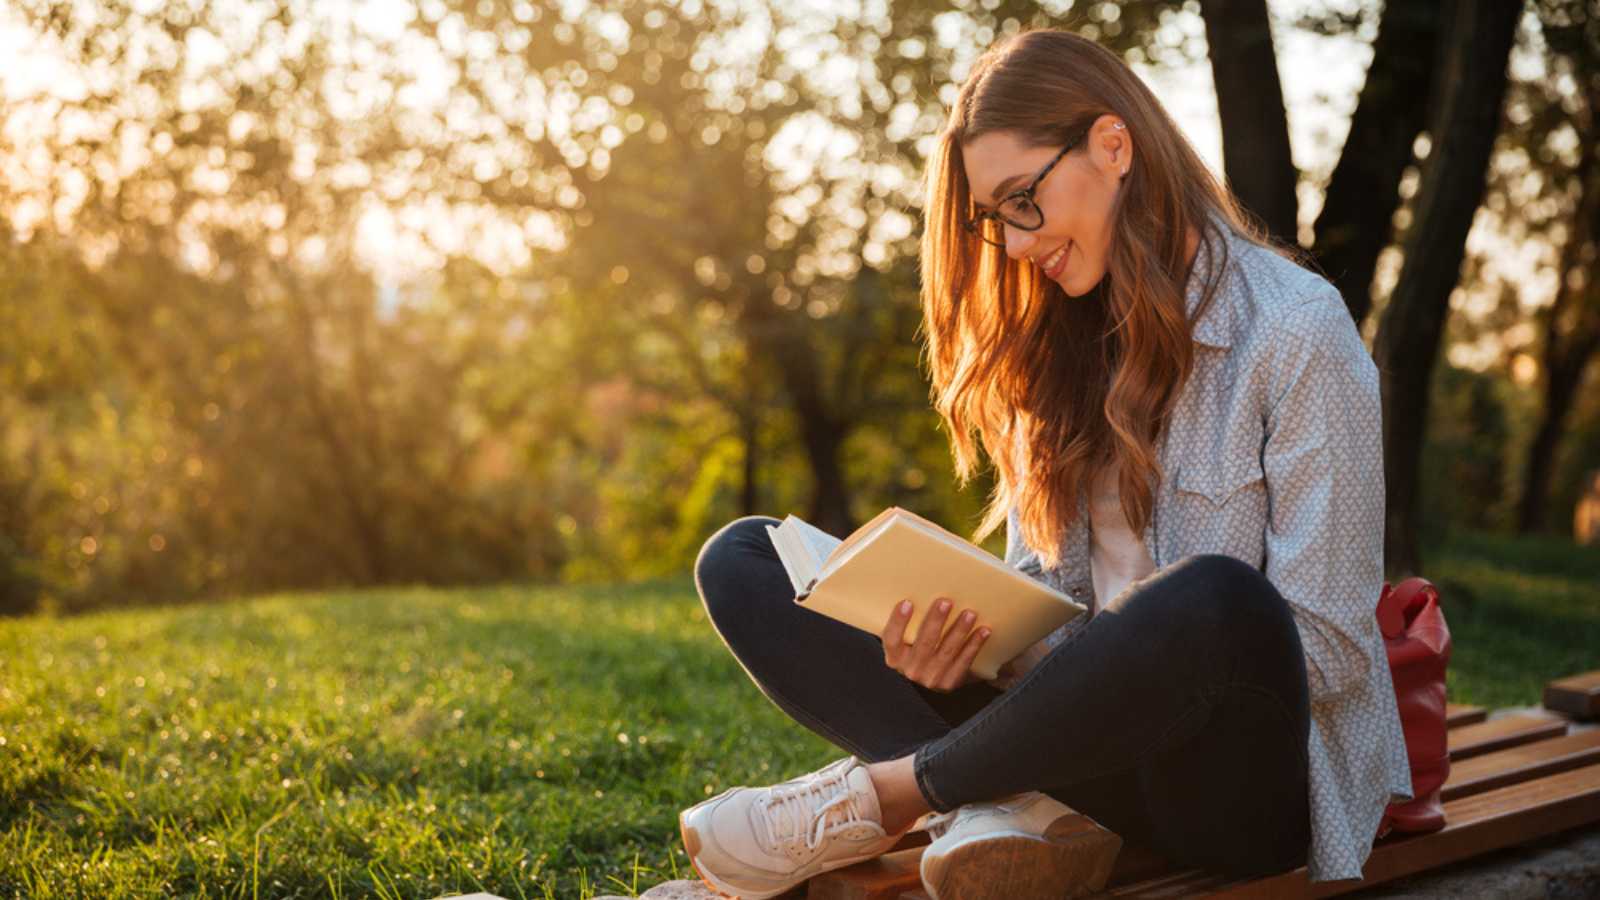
[765,507,1085,680]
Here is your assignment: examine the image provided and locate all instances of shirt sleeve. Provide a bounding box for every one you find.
[1261,288,1388,705]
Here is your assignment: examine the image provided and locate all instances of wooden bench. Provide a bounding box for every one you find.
[1544,671,1600,721]
[802,675,1600,900]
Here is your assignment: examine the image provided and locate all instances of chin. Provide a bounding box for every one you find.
[1056,274,1093,298]
[1056,264,1106,298]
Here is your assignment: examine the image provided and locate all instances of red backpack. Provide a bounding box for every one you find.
[1374,577,1451,839]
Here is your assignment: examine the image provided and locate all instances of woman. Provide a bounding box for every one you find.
[682,28,1411,900]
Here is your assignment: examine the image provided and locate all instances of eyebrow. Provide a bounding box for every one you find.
[975,172,1031,209]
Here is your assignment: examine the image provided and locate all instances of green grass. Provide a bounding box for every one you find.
[1426,528,1600,709]
[1,529,1596,897]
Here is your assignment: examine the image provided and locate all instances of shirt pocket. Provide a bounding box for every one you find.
[1174,453,1265,507]
[1168,439,1269,564]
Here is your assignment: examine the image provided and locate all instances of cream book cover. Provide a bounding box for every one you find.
[764,506,1084,680]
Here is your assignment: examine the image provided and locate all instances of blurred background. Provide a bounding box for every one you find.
[2,0,1597,618]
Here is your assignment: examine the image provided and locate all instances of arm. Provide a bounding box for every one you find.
[1261,288,1388,704]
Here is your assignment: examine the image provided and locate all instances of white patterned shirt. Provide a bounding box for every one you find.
[1005,218,1413,882]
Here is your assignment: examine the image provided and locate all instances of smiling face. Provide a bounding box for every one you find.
[961,115,1132,297]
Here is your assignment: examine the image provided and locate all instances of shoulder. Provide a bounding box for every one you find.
[1224,236,1363,355]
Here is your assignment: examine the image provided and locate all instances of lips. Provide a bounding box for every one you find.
[1040,242,1071,279]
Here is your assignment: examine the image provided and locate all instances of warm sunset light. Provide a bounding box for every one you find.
[2,1,1597,896]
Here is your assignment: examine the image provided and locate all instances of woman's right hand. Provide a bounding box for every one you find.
[880,596,991,692]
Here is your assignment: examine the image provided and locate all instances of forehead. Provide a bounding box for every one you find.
[962,131,1061,203]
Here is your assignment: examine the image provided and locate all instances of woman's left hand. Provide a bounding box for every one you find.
[879,596,992,692]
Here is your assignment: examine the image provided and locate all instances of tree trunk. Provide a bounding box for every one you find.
[1373,0,1521,578]
[1518,340,1600,532]
[1517,99,1600,534]
[1311,0,1445,327]
[285,284,392,584]
[737,296,857,538]
[1199,0,1300,245]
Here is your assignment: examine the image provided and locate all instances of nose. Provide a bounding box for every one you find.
[1002,223,1037,260]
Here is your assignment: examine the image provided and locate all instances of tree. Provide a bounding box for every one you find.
[1513,0,1600,535]
[1373,0,1523,575]
[1198,0,1298,244]
[1309,0,1445,328]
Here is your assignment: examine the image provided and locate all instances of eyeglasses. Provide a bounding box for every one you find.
[964,126,1090,248]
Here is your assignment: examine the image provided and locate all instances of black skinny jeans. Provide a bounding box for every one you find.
[693,515,1312,878]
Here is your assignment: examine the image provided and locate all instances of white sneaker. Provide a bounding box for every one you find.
[919,792,1122,900]
[679,756,903,899]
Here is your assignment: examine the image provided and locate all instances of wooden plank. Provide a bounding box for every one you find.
[1105,842,1181,887]
[1544,670,1600,720]
[1447,714,1567,761]
[818,815,1119,900]
[1445,703,1487,728]
[1442,729,1600,802]
[807,848,924,900]
[1192,761,1600,898]
[1108,869,1228,897]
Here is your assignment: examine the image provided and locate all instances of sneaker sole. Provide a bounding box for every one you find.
[920,813,1123,900]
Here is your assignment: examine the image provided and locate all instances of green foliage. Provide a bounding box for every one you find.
[1418,362,1515,540]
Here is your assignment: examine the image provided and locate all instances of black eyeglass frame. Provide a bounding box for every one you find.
[964,125,1091,248]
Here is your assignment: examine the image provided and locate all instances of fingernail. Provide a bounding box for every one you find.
[960,611,974,624]
[899,600,912,614]
[937,599,951,612]
[979,628,991,638]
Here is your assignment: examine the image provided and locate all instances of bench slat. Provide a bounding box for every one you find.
[1445,704,1487,728]
[1190,761,1600,898]
[1446,713,1567,761]
[1441,729,1600,802]
[1544,670,1600,720]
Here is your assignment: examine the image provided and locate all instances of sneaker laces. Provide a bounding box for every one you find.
[920,793,1033,841]
[919,808,959,841]
[753,766,868,856]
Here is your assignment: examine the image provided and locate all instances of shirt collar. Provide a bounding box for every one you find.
[1184,218,1238,350]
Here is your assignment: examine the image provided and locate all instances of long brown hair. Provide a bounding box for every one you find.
[920,28,1288,568]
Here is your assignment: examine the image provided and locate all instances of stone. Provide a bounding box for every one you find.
[592,879,725,899]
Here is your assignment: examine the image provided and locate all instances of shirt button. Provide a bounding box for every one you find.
[1069,586,1086,597]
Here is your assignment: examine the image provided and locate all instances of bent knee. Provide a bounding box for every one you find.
[1164,554,1289,627]
[696,515,779,571]
[694,515,783,606]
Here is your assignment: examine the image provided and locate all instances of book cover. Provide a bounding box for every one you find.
[765,507,1083,680]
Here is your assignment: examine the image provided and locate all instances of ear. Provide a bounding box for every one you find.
[1086,114,1133,183]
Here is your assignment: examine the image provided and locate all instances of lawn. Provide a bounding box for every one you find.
[1,528,1596,898]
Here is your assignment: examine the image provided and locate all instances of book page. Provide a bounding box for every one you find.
[786,515,842,571]
[764,524,810,595]
[765,516,843,596]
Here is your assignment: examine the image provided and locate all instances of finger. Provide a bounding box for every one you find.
[881,599,913,666]
[912,598,952,658]
[936,609,978,664]
[946,624,990,687]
